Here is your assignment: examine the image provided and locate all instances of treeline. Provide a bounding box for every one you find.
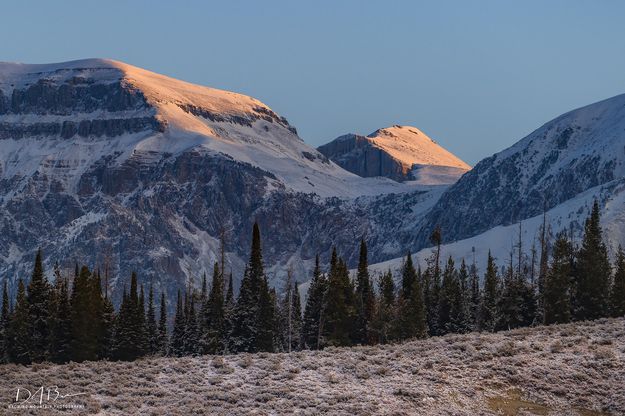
[0,202,624,365]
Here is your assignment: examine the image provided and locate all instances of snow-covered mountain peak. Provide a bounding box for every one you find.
[318,125,470,184]
[366,125,471,170]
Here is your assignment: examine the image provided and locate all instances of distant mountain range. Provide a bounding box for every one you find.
[0,58,623,307]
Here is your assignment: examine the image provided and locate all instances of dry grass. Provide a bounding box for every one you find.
[0,318,623,415]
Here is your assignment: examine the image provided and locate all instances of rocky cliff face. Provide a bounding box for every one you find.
[0,60,438,310]
[318,125,470,184]
[418,93,625,245]
[318,133,410,181]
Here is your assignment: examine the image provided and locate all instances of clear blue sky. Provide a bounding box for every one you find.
[2,1,624,164]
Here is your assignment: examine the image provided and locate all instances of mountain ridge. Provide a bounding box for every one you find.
[318,125,470,183]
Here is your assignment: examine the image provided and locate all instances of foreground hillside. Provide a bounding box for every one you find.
[1,318,623,415]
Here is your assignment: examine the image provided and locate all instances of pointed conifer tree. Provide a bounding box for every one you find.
[322,249,355,347]
[27,249,50,362]
[0,281,9,362]
[146,286,159,354]
[354,239,375,345]
[302,255,326,349]
[8,279,30,364]
[170,290,185,356]
[70,266,102,361]
[610,246,625,317]
[201,262,225,354]
[480,251,499,332]
[376,269,396,343]
[222,273,235,352]
[50,274,72,363]
[158,292,168,355]
[183,297,199,355]
[574,200,611,320]
[544,233,573,324]
[469,261,481,330]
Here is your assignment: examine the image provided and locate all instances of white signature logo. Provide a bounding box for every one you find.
[9,386,85,409]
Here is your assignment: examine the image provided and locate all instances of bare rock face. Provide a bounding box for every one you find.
[318,126,470,183]
[417,93,625,246]
[0,60,437,313]
[318,134,411,181]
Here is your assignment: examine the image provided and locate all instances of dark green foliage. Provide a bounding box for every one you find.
[158,293,168,355]
[70,266,103,362]
[146,286,159,355]
[170,290,185,356]
[183,296,199,355]
[279,273,303,352]
[574,200,611,320]
[112,272,145,361]
[302,255,326,349]
[397,253,427,340]
[321,249,355,347]
[200,262,225,354]
[230,223,275,353]
[374,269,396,344]
[100,296,115,359]
[468,262,481,330]
[27,249,50,362]
[49,269,72,364]
[354,239,375,345]
[610,246,625,317]
[480,252,499,332]
[223,273,235,353]
[8,280,31,364]
[544,233,573,324]
[0,281,9,362]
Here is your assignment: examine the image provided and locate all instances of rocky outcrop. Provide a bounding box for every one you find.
[417,93,625,245]
[318,126,470,183]
[318,134,410,181]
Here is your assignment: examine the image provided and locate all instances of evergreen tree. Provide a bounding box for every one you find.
[302,255,326,349]
[201,272,208,301]
[574,200,611,320]
[401,252,417,301]
[455,259,472,333]
[27,249,50,362]
[469,261,481,330]
[158,293,168,355]
[70,266,102,361]
[8,279,30,364]
[0,281,9,362]
[146,286,159,354]
[91,271,108,358]
[100,295,115,359]
[49,273,72,363]
[112,272,145,361]
[230,223,275,353]
[397,253,427,340]
[376,269,396,344]
[223,273,235,353]
[201,262,225,354]
[480,252,499,332]
[256,275,275,352]
[543,233,573,324]
[610,246,625,317]
[322,249,355,347]
[279,272,303,352]
[354,239,375,345]
[291,281,303,350]
[170,290,185,356]
[183,296,199,355]
[437,257,456,334]
[496,265,526,331]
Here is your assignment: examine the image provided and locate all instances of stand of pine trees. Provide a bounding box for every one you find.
[1,204,625,365]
